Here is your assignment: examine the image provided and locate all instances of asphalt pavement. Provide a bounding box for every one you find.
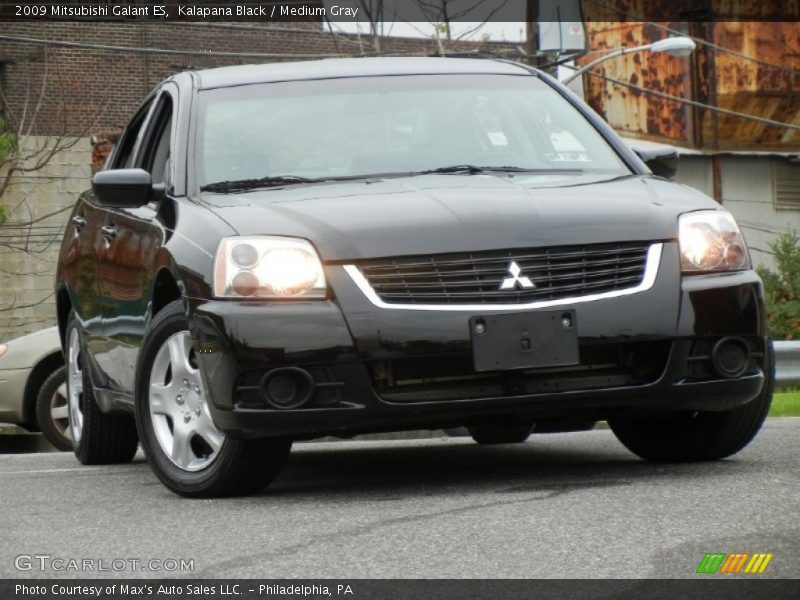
[0,418,798,579]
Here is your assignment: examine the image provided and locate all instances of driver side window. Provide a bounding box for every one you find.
[138,93,173,187]
[110,99,154,170]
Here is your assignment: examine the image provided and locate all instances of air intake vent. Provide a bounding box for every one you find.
[354,242,651,306]
[774,162,800,210]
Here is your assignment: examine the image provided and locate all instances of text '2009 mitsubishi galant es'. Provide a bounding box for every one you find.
[55,58,774,497]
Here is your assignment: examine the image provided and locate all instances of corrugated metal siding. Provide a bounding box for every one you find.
[710,22,800,149]
[675,156,714,196]
[581,19,800,151]
[720,157,800,270]
[580,22,691,144]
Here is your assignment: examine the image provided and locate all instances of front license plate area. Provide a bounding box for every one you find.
[470,310,579,372]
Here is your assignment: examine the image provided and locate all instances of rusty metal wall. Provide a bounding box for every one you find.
[707,22,800,149]
[580,22,693,144]
[580,15,800,151]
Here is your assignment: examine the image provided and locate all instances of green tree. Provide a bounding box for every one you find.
[756,231,800,340]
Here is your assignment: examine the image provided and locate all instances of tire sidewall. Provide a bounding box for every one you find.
[35,366,71,451]
[65,312,93,461]
[134,301,239,492]
[608,339,776,462]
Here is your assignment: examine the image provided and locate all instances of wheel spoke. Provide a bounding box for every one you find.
[149,382,178,417]
[171,426,195,468]
[56,383,68,399]
[168,334,194,377]
[195,415,224,453]
[51,405,69,420]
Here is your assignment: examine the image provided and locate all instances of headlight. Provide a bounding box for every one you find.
[213,236,326,299]
[0,344,6,359]
[679,210,750,273]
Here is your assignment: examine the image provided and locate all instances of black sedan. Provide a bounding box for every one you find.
[55,58,773,497]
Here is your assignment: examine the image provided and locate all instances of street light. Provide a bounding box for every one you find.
[561,36,696,85]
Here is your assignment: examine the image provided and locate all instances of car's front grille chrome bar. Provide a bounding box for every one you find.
[343,242,663,312]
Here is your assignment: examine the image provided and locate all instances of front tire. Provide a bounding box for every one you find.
[65,311,139,464]
[608,341,775,462]
[135,300,291,497]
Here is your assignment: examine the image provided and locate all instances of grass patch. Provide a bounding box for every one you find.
[770,389,800,417]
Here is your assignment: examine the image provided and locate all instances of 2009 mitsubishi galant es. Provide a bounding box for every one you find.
[56,58,774,497]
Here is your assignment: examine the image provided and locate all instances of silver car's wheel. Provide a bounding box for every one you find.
[52,382,70,440]
[67,327,84,444]
[149,331,225,472]
[35,366,72,451]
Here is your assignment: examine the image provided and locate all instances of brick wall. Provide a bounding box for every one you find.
[0,21,519,135]
[0,22,518,340]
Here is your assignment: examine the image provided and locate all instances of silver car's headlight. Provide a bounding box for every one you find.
[679,210,750,273]
[213,236,326,299]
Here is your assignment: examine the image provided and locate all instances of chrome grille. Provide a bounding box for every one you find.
[354,242,651,305]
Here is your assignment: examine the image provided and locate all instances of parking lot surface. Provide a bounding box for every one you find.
[1,419,798,579]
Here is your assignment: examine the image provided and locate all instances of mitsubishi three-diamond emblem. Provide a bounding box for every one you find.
[499,261,535,290]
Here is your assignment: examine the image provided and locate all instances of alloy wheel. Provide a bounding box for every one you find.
[50,381,71,441]
[67,328,84,444]
[148,331,225,471]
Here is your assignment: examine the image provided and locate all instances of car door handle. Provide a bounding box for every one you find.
[72,215,86,232]
[101,225,117,241]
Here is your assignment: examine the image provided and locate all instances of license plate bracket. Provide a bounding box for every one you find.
[470,310,579,372]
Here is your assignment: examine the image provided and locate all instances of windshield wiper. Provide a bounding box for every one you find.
[419,165,533,175]
[200,175,323,192]
[418,165,589,176]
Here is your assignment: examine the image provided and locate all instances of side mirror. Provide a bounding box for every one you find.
[633,147,679,180]
[92,168,162,208]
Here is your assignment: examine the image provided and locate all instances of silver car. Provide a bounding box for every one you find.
[0,327,70,450]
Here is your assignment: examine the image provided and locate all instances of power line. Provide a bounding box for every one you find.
[165,21,366,47]
[585,0,800,78]
[649,21,800,79]
[0,33,348,59]
[738,221,797,235]
[0,32,508,61]
[567,65,800,132]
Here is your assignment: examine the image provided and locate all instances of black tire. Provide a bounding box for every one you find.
[35,366,71,451]
[65,311,139,464]
[608,341,775,462]
[468,424,533,445]
[135,300,291,498]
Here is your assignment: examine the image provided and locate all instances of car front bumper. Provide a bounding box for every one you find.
[187,242,768,439]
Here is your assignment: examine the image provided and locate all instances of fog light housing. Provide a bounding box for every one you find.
[711,337,750,379]
[260,367,315,409]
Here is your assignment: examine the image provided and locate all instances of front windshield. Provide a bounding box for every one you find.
[196,73,630,187]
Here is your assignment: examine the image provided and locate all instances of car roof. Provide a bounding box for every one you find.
[194,57,534,90]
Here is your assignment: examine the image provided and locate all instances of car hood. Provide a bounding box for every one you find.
[196,173,720,261]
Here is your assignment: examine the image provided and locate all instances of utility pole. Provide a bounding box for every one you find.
[525,0,538,67]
